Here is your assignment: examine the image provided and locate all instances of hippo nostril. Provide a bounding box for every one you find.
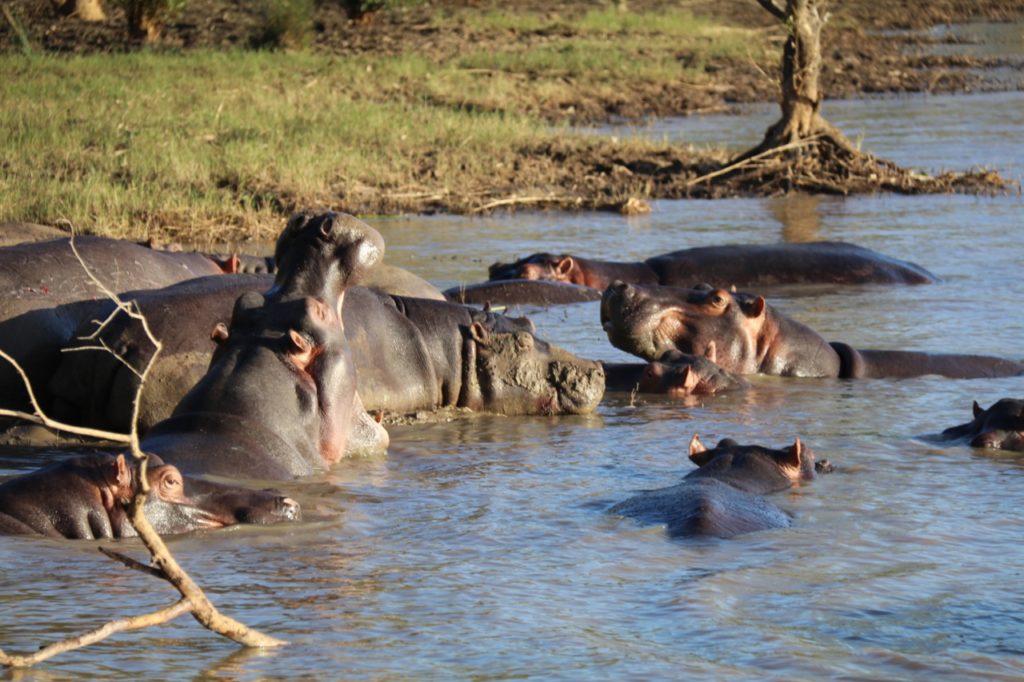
[277,496,302,520]
[970,433,1002,449]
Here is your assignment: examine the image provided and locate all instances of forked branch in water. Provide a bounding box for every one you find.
[0,235,285,670]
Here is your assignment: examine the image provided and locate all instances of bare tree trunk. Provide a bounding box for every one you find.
[58,0,107,22]
[737,0,856,161]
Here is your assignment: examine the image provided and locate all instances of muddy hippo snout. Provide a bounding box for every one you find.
[548,358,605,414]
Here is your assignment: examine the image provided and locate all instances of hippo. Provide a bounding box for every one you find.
[0,235,244,415]
[938,399,1024,451]
[47,275,604,433]
[610,435,822,538]
[137,211,388,479]
[444,280,603,306]
[0,453,300,539]
[601,282,1024,379]
[602,352,748,398]
[489,241,937,290]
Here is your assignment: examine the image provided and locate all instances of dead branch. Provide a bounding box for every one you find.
[685,135,823,187]
[0,600,194,668]
[471,194,572,213]
[0,235,285,670]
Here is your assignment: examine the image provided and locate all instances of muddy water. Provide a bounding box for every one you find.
[2,94,1024,680]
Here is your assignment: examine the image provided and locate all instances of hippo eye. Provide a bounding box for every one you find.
[708,292,728,308]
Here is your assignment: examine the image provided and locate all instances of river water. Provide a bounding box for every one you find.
[2,91,1024,680]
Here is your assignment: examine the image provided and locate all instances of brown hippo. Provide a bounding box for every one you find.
[609,435,822,538]
[48,276,604,433]
[602,352,748,398]
[939,399,1024,451]
[601,282,1024,379]
[489,241,937,290]
[138,211,388,479]
[0,453,300,539]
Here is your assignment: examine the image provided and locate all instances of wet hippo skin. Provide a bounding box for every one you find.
[489,241,937,290]
[0,453,300,539]
[601,282,1024,379]
[48,278,604,433]
[610,435,824,538]
[139,211,388,479]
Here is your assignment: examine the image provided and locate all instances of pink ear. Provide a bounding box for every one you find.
[114,453,131,489]
[785,437,803,467]
[688,433,706,459]
[751,296,766,317]
[210,322,230,344]
[556,256,574,277]
[288,330,316,371]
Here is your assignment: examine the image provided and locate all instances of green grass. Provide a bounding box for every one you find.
[0,50,557,241]
[0,6,765,241]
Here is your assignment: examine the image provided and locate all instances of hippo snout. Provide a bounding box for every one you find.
[548,359,605,414]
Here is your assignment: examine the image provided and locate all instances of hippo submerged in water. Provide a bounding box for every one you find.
[0,453,300,539]
[938,399,1024,452]
[610,435,825,538]
[489,241,937,291]
[601,352,748,399]
[601,282,1024,379]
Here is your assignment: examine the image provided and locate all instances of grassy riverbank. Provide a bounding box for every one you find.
[1,6,760,242]
[2,0,1021,242]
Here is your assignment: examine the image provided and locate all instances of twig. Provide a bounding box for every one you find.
[1,235,286,670]
[684,135,822,187]
[62,342,144,380]
[0,347,132,443]
[470,195,570,214]
[0,600,194,668]
[99,547,169,580]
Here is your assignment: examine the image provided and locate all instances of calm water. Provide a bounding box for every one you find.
[2,93,1024,680]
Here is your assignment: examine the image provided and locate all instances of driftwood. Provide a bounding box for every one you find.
[0,236,285,670]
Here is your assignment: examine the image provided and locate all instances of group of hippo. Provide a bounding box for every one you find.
[0,216,1020,540]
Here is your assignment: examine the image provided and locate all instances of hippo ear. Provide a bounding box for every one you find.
[747,296,766,318]
[114,453,131,489]
[730,284,737,293]
[784,437,803,467]
[216,254,241,274]
[973,400,983,418]
[688,433,706,460]
[469,321,491,345]
[210,322,230,344]
[288,330,318,371]
[556,256,574,277]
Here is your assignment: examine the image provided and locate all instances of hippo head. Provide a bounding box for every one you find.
[459,319,605,415]
[941,399,1024,451]
[488,253,577,284]
[685,434,817,494]
[271,211,385,311]
[141,458,300,534]
[601,282,767,373]
[637,352,748,397]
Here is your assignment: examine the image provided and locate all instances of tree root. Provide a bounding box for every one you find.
[711,130,1016,197]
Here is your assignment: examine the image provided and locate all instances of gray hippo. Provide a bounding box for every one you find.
[610,435,823,538]
[601,282,1024,379]
[47,277,605,433]
[444,279,602,306]
[0,453,300,539]
[489,241,936,290]
[137,211,388,479]
[938,399,1024,451]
